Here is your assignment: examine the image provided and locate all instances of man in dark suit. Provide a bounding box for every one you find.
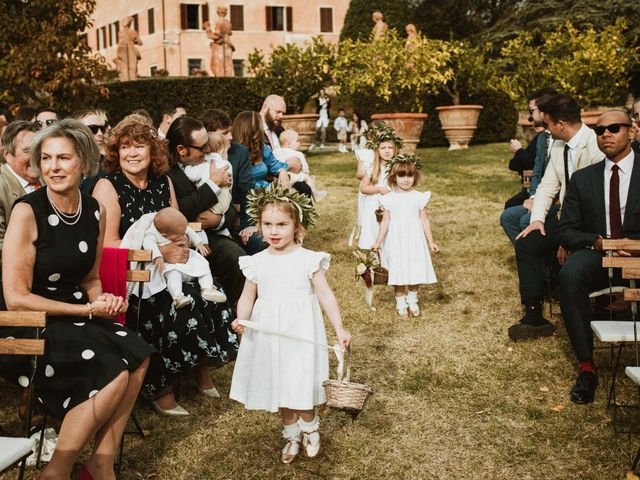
[165,116,246,306]
[557,110,640,404]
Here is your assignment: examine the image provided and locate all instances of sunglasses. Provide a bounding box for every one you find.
[182,143,209,153]
[34,119,57,128]
[528,106,539,115]
[593,123,632,136]
[87,124,109,135]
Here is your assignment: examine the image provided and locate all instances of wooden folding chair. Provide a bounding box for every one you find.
[0,311,46,480]
[590,240,640,426]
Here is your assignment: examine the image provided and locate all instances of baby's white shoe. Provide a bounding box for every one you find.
[201,287,227,303]
[299,416,320,458]
[173,294,193,309]
[281,424,302,464]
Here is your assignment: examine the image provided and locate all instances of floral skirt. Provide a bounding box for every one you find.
[127,282,238,395]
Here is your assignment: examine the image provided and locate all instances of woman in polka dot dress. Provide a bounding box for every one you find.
[2,120,153,479]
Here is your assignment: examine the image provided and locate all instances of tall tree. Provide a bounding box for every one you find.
[0,0,109,112]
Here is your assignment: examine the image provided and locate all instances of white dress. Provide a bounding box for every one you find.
[379,190,437,286]
[230,247,330,412]
[358,152,388,249]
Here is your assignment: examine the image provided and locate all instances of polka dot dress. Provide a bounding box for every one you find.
[9,188,153,419]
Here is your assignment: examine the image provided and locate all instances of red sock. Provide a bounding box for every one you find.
[579,360,596,374]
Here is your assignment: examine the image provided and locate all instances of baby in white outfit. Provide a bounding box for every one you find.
[183,132,233,239]
[273,129,326,202]
[143,207,227,308]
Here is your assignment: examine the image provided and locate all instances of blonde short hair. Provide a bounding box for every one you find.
[278,129,299,148]
[208,131,228,153]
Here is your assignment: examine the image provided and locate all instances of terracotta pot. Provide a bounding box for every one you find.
[435,105,484,150]
[581,107,613,126]
[369,113,428,154]
[280,113,319,152]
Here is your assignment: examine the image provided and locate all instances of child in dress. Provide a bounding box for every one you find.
[356,122,404,249]
[273,129,327,202]
[372,155,439,317]
[334,108,349,153]
[349,111,368,152]
[143,207,227,308]
[183,131,233,239]
[230,183,351,464]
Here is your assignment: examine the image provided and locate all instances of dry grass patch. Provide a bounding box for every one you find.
[1,143,638,479]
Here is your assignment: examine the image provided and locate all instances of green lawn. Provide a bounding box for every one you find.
[2,143,638,479]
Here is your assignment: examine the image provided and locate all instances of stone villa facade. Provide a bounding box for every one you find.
[85,1,348,77]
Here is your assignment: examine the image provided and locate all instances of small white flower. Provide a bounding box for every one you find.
[356,263,367,275]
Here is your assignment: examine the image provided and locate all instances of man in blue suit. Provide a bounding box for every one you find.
[557,110,640,404]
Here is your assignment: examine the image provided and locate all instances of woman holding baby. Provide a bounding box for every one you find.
[92,118,238,416]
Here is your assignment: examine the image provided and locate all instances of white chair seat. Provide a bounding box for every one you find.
[626,366,640,386]
[589,286,626,299]
[591,321,640,342]
[0,437,32,472]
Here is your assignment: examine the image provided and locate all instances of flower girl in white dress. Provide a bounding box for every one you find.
[354,122,404,249]
[372,155,439,317]
[230,184,351,464]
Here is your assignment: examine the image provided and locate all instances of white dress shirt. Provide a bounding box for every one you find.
[604,150,634,237]
[565,123,592,179]
[5,164,35,193]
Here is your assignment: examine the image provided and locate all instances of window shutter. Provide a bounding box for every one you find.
[148,8,155,35]
[101,26,107,48]
[115,21,119,42]
[202,3,209,24]
[180,4,188,30]
[230,5,244,31]
[265,6,272,31]
[96,29,99,49]
[286,6,292,32]
[132,14,139,32]
[320,8,332,33]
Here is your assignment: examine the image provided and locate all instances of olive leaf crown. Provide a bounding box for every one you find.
[364,121,404,150]
[246,182,318,229]
[385,153,423,173]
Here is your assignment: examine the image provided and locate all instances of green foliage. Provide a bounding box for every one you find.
[496,19,638,108]
[334,30,454,113]
[0,0,109,111]
[246,37,335,114]
[96,77,263,124]
[340,0,417,42]
[440,41,497,105]
[419,90,517,147]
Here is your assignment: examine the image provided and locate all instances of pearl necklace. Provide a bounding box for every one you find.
[46,188,82,226]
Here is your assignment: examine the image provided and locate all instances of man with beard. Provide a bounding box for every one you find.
[556,110,639,404]
[260,94,286,150]
[500,88,557,244]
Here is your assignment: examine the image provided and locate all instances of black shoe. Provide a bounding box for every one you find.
[508,316,556,341]
[570,371,598,404]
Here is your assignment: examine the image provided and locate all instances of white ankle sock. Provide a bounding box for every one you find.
[395,296,407,309]
[298,415,319,432]
[407,291,418,304]
[283,422,301,439]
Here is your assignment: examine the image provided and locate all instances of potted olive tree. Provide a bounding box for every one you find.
[434,41,496,150]
[334,30,454,153]
[247,37,335,151]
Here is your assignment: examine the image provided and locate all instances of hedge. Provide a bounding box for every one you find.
[95,77,263,124]
[95,77,516,147]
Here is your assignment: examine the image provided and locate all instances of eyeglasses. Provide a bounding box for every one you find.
[182,143,210,153]
[87,124,109,135]
[593,123,632,136]
[34,119,57,129]
[528,106,539,115]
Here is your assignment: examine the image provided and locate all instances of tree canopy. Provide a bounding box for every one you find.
[0,0,109,112]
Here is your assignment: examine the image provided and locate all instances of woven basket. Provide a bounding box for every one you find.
[323,346,373,412]
[375,207,384,223]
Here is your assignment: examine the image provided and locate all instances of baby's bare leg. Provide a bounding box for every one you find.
[165,270,184,299]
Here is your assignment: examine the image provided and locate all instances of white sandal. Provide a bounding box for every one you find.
[281,431,301,464]
[301,429,321,458]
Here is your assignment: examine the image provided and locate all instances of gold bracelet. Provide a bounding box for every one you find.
[87,302,93,320]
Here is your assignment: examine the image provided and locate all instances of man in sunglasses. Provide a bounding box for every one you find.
[34,107,58,130]
[556,110,639,404]
[631,97,640,155]
[509,94,602,341]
